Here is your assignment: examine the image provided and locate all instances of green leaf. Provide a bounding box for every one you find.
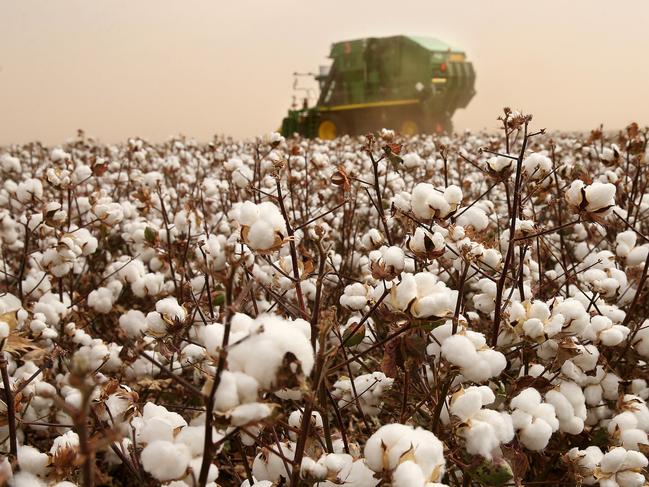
[342,324,365,347]
[411,318,445,331]
[144,226,158,243]
[212,293,226,307]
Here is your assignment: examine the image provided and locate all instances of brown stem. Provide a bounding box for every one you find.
[0,351,17,459]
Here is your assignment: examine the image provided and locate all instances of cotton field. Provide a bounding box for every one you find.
[1,111,649,487]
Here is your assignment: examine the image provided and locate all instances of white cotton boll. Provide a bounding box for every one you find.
[522,153,552,179]
[441,335,478,369]
[233,166,253,188]
[627,246,649,267]
[565,180,585,208]
[487,156,513,173]
[600,327,628,346]
[450,387,491,421]
[119,310,147,338]
[392,461,426,487]
[17,445,49,476]
[227,313,314,390]
[252,441,295,482]
[463,417,502,458]
[584,182,616,212]
[600,447,628,474]
[0,153,21,172]
[141,440,191,482]
[229,403,272,427]
[50,431,80,454]
[301,457,328,480]
[456,207,489,232]
[247,220,277,250]
[634,322,649,358]
[156,297,186,321]
[620,429,649,451]
[364,423,413,472]
[519,418,554,451]
[444,185,463,205]
[383,246,405,274]
[11,472,47,487]
[87,287,115,314]
[545,384,585,435]
[187,457,219,484]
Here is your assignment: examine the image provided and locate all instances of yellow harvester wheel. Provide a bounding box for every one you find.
[318,120,337,140]
[400,120,419,136]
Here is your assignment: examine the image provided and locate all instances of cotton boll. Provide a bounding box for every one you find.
[444,185,463,205]
[519,418,554,451]
[441,335,479,369]
[252,441,295,482]
[11,471,47,487]
[141,440,191,482]
[522,153,552,180]
[119,309,147,338]
[247,220,277,250]
[510,388,559,450]
[227,313,314,390]
[229,403,272,427]
[363,423,413,472]
[392,461,426,487]
[382,246,405,274]
[584,182,616,212]
[17,445,49,476]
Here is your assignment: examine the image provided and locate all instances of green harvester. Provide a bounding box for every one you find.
[280,35,476,139]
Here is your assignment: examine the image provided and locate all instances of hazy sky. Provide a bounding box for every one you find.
[1,0,648,144]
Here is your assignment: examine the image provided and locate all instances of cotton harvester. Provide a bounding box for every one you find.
[280,35,476,139]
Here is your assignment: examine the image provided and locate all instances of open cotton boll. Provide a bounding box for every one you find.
[565,180,586,208]
[456,206,489,232]
[364,423,445,483]
[522,153,552,180]
[87,286,116,314]
[11,472,47,487]
[633,321,649,358]
[510,388,559,450]
[119,309,147,338]
[229,402,273,427]
[487,155,514,174]
[545,381,587,434]
[382,246,405,274]
[17,445,49,476]
[441,333,506,382]
[311,453,378,487]
[567,446,603,484]
[247,220,277,250]
[332,372,394,415]
[252,441,295,482]
[227,313,313,390]
[340,282,370,310]
[449,386,514,457]
[597,447,648,487]
[50,430,80,454]
[584,182,616,212]
[213,371,259,412]
[141,440,191,482]
[392,460,426,487]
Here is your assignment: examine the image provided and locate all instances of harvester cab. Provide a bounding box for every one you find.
[280,35,476,139]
